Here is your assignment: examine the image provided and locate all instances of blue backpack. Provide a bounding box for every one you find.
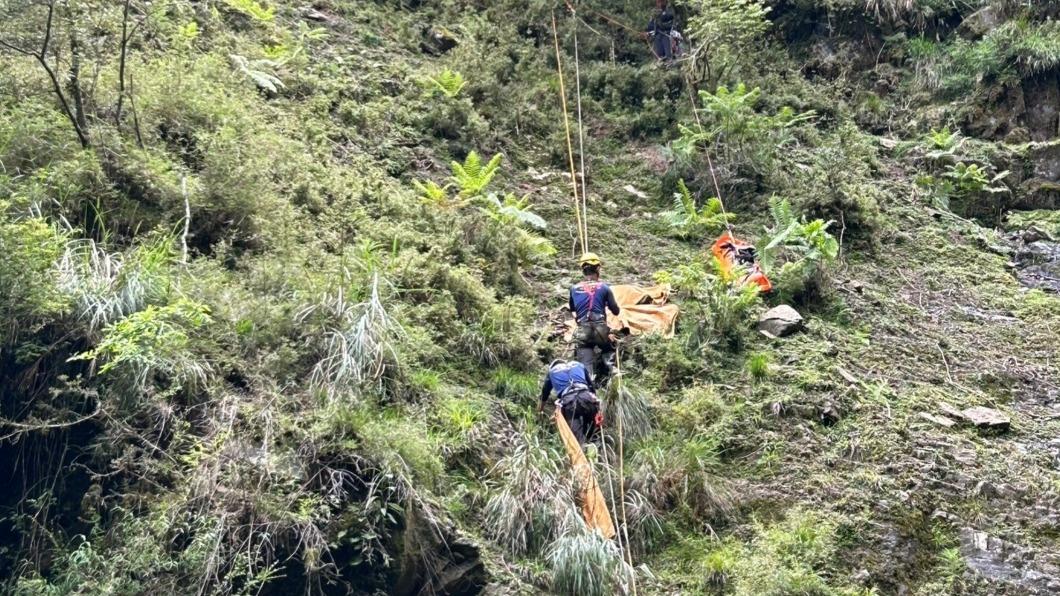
[548,361,590,396]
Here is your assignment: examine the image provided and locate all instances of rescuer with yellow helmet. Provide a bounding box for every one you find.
[569,253,620,381]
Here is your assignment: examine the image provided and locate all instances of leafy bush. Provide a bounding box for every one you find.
[684,0,772,88]
[0,202,69,339]
[759,197,840,302]
[662,179,734,239]
[73,297,212,392]
[675,83,814,178]
[788,122,883,243]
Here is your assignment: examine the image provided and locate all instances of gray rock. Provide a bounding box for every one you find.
[961,406,1011,430]
[758,305,804,338]
[959,6,1003,39]
[960,528,1060,593]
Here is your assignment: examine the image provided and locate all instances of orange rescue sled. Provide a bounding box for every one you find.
[554,409,616,539]
[712,232,773,293]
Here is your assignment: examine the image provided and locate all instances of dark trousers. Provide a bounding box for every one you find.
[560,389,600,444]
[574,321,614,383]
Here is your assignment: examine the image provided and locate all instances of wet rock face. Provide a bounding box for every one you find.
[1014,240,1060,293]
[393,502,488,596]
[960,528,1060,594]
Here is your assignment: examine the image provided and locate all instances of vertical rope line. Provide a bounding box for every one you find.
[615,347,637,596]
[572,11,590,248]
[684,75,734,237]
[552,12,587,254]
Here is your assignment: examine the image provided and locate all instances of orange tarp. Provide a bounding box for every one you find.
[554,408,616,539]
[608,284,680,338]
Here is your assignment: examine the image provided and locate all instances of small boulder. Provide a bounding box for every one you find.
[758,305,804,338]
[959,6,1002,39]
[961,406,1011,431]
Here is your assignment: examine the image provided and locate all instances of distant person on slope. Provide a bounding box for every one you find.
[570,253,620,382]
[646,0,676,62]
[540,359,602,445]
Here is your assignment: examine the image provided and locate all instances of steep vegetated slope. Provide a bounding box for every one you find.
[1,0,1058,594]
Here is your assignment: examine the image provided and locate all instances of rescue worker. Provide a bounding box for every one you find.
[569,253,620,382]
[646,0,676,62]
[539,359,601,445]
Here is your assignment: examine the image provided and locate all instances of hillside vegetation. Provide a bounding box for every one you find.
[1,0,1059,594]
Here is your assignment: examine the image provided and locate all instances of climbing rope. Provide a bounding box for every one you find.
[614,346,638,596]
[551,11,588,255]
[572,13,590,249]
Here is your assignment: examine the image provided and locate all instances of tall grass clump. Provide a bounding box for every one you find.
[57,236,174,336]
[602,376,653,442]
[298,275,404,401]
[547,525,635,596]
[483,433,579,556]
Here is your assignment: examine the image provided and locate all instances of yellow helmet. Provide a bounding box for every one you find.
[578,252,602,266]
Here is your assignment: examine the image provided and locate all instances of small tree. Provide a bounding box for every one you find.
[683,0,771,88]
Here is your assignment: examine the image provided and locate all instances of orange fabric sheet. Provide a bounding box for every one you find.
[608,284,680,338]
[554,409,616,539]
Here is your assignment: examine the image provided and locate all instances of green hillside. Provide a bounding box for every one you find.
[1,0,1059,594]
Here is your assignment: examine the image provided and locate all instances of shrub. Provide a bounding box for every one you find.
[684,0,772,88]
[675,83,814,178]
[547,525,634,596]
[483,433,579,556]
[788,122,883,244]
[0,201,69,340]
[759,197,840,302]
[72,297,212,393]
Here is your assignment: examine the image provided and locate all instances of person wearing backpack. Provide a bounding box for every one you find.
[539,359,602,445]
[569,253,620,382]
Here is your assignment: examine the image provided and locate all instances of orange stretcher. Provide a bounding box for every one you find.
[712,232,772,292]
[554,409,616,539]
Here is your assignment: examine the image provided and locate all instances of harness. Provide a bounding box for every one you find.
[574,281,607,323]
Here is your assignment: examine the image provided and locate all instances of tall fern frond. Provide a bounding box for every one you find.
[451,151,503,198]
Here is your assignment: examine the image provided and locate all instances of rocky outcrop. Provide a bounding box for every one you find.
[393,500,488,596]
[960,528,1060,593]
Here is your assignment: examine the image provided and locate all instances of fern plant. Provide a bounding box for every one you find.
[760,197,840,300]
[662,179,734,239]
[426,68,467,98]
[481,193,547,230]
[450,151,503,198]
[413,179,469,210]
